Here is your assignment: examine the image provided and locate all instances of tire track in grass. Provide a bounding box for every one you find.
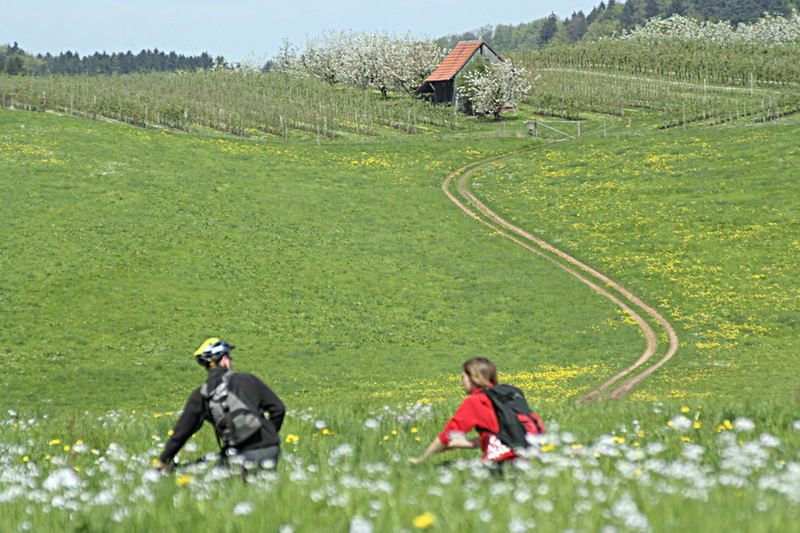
[442,151,679,401]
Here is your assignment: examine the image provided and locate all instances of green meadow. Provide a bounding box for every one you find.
[1,72,799,531]
[471,117,800,402]
[0,109,641,411]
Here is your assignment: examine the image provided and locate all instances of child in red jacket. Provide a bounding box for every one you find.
[409,357,542,464]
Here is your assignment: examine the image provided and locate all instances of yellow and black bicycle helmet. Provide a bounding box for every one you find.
[194,337,235,366]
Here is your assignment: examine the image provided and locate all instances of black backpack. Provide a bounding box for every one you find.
[481,384,545,449]
[200,371,265,448]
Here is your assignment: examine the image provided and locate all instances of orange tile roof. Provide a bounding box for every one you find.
[424,40,487,83]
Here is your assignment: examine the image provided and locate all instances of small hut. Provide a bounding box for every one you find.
[417,40,503,105]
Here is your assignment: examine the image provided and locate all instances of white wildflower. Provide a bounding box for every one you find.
[669,415,692,431]
[508,518,535,533]
[534,499,554,513]
[611,494,649,532]
[645,442,666,455]
[142,469,161,483]
[349,516,373,533]
[759,434,780,448]
[42,469,82,491]
[427,486,444,496]
[734,418,755,432]
[330,443,355,462]
[683,443,706,462]
[233,501,254,516]
[514,487,532,503]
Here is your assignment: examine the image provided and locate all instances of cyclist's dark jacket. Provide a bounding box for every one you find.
[159,366,285,464]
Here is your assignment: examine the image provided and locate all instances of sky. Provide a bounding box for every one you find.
[4,1,601,63]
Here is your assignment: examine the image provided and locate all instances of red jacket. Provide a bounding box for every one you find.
[438,386,516,462]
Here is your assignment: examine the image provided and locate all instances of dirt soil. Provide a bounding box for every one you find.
[441,151,679,402]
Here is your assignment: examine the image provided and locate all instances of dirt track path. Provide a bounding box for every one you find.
[442,151,679,401]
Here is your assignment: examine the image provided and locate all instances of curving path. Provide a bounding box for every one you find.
[442,150,679,402]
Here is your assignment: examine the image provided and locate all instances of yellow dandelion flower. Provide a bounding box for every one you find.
[613,436,625,443]
[541,444,555,452]
[175,474,193,487]
[413,512,437,529]
[48,439,61,446]
[410,427,419,433]
[285,434,300,444]
[680,406,690,413]
[391,430,398,436]
[63,445,71,452]
[383,435,390,441]
[693,421,702,429]
[22,456,30,462]
[321,428,334,436]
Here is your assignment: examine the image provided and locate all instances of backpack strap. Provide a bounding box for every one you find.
[200,371,233,453]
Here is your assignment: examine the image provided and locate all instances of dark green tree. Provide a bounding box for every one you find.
[5,55,24,75]
[668,0,689,16]
[620,0,641,28]
[538,13,559,46]
[566,11,589,42]
[644,0,660,19]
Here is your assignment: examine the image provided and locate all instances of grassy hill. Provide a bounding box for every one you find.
[1,43,799,531]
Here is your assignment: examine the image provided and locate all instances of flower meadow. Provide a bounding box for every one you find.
[3,34,800,531]
[472,117,800,402]
[1,399,799,532]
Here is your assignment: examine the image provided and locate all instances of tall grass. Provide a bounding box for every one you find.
[1,399,799,532]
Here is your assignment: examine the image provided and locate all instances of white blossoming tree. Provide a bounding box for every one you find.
[619,11,800,44]
[273,32,445,98]
[457,60,532,119]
